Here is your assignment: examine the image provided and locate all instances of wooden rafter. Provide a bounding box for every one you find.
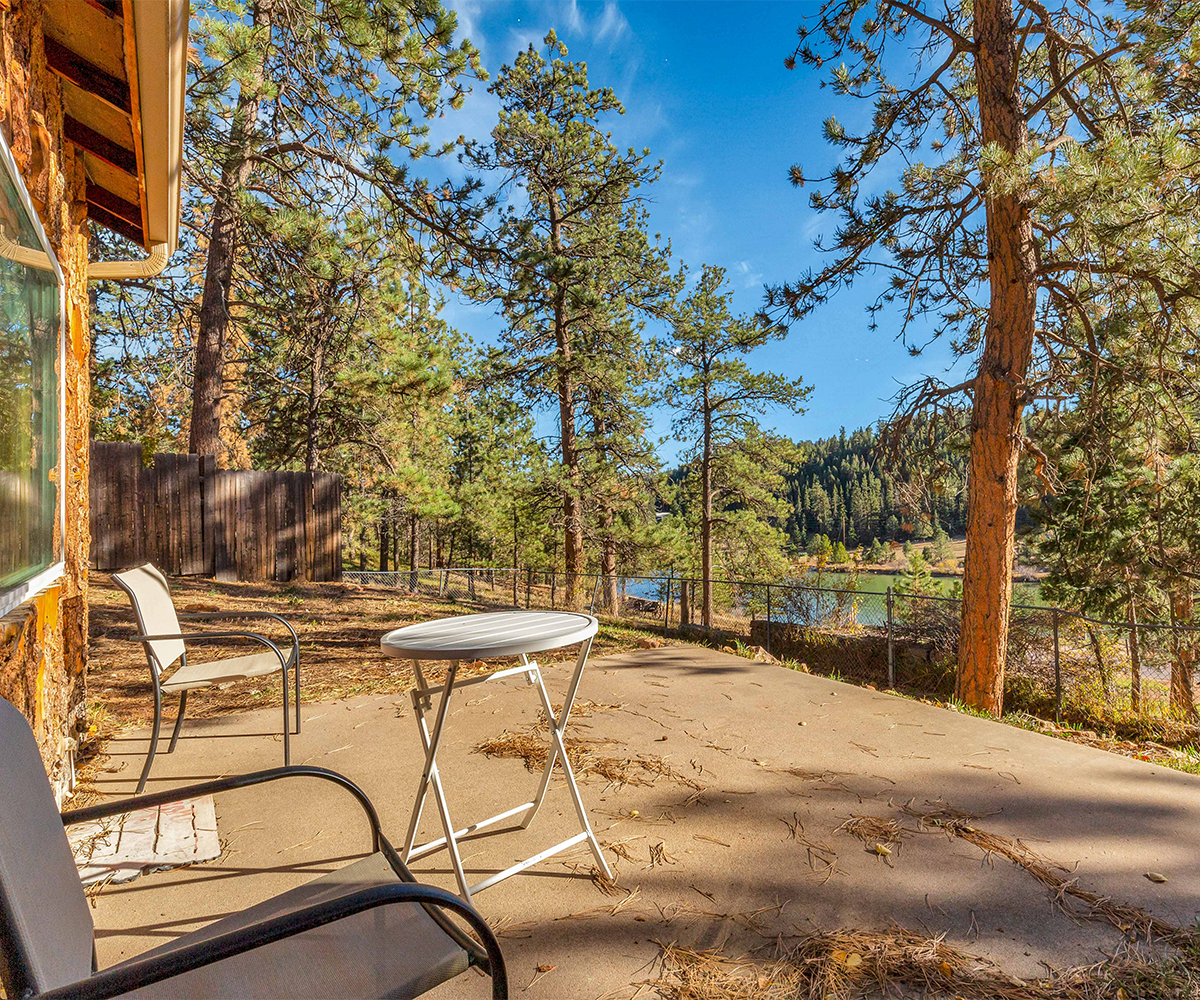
[87,201,144,245]
[85,181,140,227]
[64,116,136,175]
[44,36,131,114]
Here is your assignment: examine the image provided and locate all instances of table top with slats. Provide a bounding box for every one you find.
[380,611,598,660]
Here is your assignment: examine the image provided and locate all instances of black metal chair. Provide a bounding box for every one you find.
[112,563,303,792]
[0,696,507,1000]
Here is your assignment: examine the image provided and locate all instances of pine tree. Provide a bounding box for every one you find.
[666,265,812,627]
[767,2,1200,714]
[186,0,481,459]
[459,32,675,605]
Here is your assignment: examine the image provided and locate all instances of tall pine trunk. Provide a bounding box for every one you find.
[549,192,583,606]
[378,515,390,572]
[190,0,273,458]
[599,503,618,612]
[304,337,324,472]
[701,389,714,630]
[957,0,1037,715]
[408,512,420,591]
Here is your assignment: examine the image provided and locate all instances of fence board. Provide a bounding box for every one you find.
[89,442,341,582]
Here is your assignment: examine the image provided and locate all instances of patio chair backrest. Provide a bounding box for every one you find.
[0,697,95,996]
[113,563,185,676]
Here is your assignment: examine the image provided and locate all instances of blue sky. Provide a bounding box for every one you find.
[428,0,971,455]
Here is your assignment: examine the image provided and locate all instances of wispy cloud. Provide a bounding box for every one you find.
[595,1,629,43]
[735,259,764,290]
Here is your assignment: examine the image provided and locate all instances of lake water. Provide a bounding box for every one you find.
[621,571,1044,607]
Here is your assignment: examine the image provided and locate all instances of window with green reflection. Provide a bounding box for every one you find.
[0,138,61,597]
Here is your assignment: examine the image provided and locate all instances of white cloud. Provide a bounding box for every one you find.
[451,0,485,57]
[735,259,764,290]
[562,0,586,34]
[594,0,629,43]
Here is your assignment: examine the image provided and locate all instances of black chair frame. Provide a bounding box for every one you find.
[47,765,507,1000]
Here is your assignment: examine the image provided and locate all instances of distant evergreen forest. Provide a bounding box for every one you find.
[780,422,969,550]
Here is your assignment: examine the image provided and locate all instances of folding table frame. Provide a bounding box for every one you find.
[400,637,613,901]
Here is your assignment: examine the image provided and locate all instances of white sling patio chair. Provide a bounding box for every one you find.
[112,564,301,792]
[0,695,508,1000]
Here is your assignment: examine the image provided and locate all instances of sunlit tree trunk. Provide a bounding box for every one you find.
[701,389,714,630]
[549,192,584,607]
[957,0,1037,716]
[191,0,273,457]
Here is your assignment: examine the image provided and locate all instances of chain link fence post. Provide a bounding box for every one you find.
[886,586,895,689]
[1052,606,1062,724]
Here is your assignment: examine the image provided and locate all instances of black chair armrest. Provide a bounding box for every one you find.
[177,612,299,659]
[37,882,508,1000]
[61,766,385,854]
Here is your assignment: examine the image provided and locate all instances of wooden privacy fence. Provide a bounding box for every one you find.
[89,441,342,581]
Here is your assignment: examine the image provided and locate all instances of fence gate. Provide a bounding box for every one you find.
[89,441,341,582]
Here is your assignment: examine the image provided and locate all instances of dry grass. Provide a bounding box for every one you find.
[86,577,656,733]
[779,812,845,884]
[905,803,1189,946]
[472,727,703,791]
[651,930,1195,1000]
[835,814,906,860]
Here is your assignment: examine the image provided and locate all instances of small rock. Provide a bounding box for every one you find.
[745,644,780,664]
[1144,871,1169,883]
[637,635,664,649]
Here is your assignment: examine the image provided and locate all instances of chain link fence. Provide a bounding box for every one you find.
[343,567,1200,724]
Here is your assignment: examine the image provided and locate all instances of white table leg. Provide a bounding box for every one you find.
[402,660,472,899]
[402,660,432,859]
[528,658,612,880]
[522,636,591,829]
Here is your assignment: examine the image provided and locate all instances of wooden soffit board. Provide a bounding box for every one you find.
[42,0,148,247]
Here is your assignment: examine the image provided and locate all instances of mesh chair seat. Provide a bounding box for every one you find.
[110,852,470,1000]
[160,651,285,692]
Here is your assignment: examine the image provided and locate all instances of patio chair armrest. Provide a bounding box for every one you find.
[36,883,508,1000]
[177,611,299,658]
[128,630,292,674]
[61,766,386,854]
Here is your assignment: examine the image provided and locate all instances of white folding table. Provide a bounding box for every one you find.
[380,610,613,901]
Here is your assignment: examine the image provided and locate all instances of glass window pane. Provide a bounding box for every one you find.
[0,147,61,593]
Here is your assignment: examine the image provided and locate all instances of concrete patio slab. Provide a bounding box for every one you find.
[84,645,1200,998]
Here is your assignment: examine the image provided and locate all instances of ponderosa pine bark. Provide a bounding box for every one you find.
[549,192,585,607]
[190,0,273,458]
[700,388,714,630]
[955,0,1038,715]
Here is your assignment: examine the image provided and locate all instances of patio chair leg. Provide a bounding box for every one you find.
[136,687,163,794]
[293,651,301,734]
[167,690,188,753]
[281,664,291,766]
